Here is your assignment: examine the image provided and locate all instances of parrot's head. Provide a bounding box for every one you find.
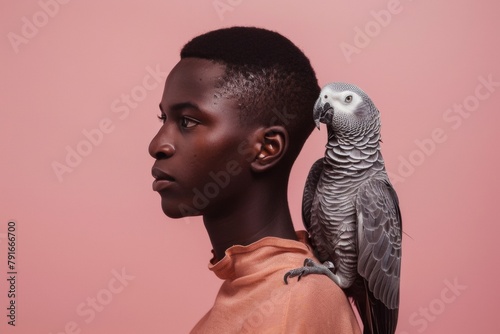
[313,82,380,138]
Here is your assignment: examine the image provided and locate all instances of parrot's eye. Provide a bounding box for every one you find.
[345,95,353,103]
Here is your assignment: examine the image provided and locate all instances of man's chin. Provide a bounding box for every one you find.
[161,200,201,219]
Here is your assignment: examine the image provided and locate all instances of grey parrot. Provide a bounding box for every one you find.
[284,82,402,334]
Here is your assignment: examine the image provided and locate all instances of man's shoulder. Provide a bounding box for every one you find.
[264,263,356,311]
[193,265,361,334]
[264,272,362,333]
[282,272,351,305]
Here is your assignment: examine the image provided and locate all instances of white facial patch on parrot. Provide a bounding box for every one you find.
[321,88,363,116]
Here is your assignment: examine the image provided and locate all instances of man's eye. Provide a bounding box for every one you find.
[157,113,166,123]
[180,117,199,128]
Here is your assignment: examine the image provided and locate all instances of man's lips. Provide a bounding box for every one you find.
[151,166,175,192]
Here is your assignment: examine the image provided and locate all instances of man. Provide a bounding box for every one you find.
[149,26,361,333]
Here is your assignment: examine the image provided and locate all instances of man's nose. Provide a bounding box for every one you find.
[148,127,176,159]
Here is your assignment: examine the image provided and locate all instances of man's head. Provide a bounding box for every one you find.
[180,26,320,167]
[150,27,320,218]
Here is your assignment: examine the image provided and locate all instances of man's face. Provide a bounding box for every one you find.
[149,58,256,218]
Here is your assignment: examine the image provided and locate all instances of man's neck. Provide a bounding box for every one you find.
[203,183,298,261]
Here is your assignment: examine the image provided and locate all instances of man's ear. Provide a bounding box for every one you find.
[250,125,289,173]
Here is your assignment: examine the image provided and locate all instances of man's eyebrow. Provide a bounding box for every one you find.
[158,102,200,113]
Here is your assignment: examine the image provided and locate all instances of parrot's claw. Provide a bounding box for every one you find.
[283,258,336,284]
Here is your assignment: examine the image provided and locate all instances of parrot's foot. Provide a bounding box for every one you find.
[283,258,335,284]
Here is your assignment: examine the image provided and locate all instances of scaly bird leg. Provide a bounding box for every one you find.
[283,258,336,284]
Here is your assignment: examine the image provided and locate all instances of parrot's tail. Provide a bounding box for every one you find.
[352,279,398,334]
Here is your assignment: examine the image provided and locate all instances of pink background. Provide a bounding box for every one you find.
[1,1,499,333]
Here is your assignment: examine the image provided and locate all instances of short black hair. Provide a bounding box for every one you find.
[180,26,320,167]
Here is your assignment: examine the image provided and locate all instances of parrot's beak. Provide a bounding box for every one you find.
[313,101,334,130]
[315,120,321,129]
[314,112,321,130]
[313,99,323,130]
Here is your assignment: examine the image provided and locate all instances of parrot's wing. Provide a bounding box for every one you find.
[302,158,324,231]
[356,178,402,309]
